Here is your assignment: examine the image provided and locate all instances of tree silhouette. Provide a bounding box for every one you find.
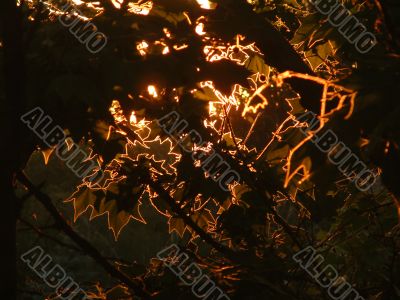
[2,0,400,299]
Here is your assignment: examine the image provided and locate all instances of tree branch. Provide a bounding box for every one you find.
[16,171,151,299]
[214,0,323,112]
[146,177,244,263]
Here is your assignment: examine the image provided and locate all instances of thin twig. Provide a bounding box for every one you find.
[18,218,82,253]
[242,112,261,145]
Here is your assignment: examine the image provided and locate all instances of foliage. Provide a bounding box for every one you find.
[7,0,400,299]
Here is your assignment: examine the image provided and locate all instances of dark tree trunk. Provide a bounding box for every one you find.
[0,0,27,298]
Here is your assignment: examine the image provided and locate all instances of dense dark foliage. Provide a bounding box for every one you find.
[1,0,400,299]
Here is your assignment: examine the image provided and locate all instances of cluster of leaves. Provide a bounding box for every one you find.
[13,0,400,299]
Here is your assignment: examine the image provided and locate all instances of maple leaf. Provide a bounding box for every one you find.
[168,216,187,237]
[163,182,216,238]
[168,209,215,238]
[66,172,147,240]
[65,133,180,239]
[123,136,181,175]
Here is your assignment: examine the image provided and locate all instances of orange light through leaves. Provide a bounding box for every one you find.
[147,85,158,98]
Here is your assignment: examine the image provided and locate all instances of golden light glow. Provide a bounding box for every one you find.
[241,83,269,117]
[204,43,262,65]
[196,0,216,9]
[209,102,217,116]
[162,46,170,55]
[110,0,122,9]
[173,44,189,51]
[41,148,55,165]
[137,40,149,56]
[129,111,137,125]
[195,23,206,36]
[147,85,158,98]
[127,1,153,15]
[37,0,103,19]
[163,28,172,38]
[109,100,127,124]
